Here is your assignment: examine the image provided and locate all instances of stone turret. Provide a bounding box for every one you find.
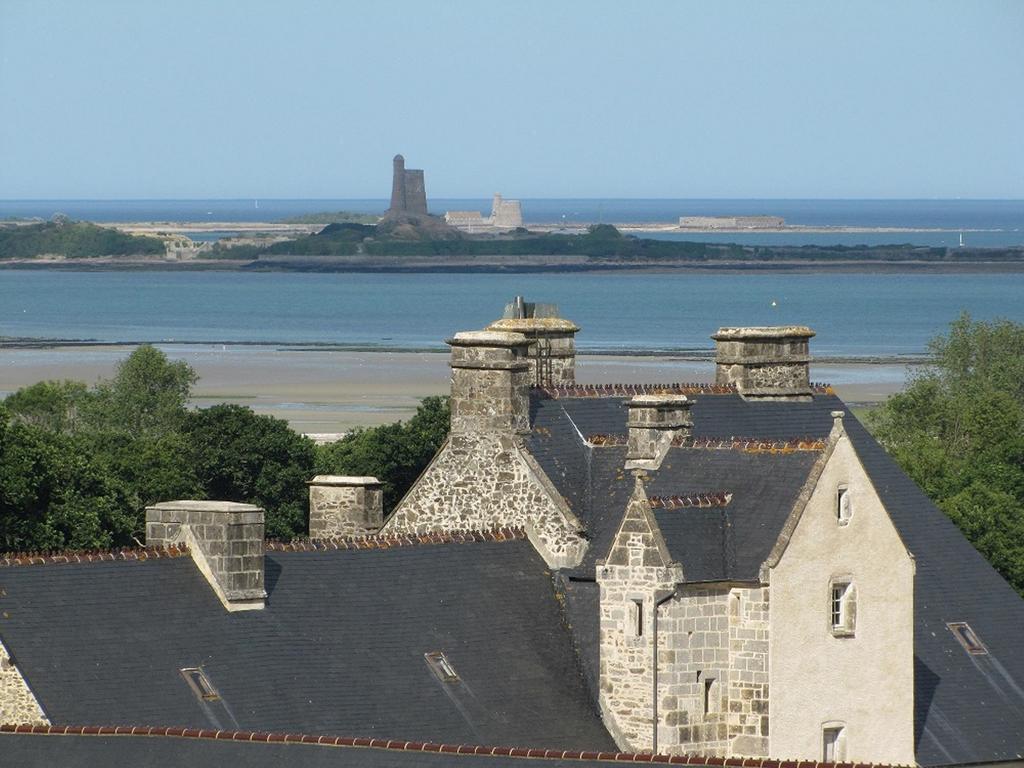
[447,330,531,434]
[146,500,266,611]
[308,476,383,538]
[486,296,579,387]
[712,326,815,401]
[625,394,694,470]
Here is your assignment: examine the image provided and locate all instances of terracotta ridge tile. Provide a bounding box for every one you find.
[0,723,909,766]
[0,544,188,568]
[265,528,526,553]
[672,437,827,453]
[648,492,733,509]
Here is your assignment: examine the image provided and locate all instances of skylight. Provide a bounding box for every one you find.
[180,667,221,701]
[424,651,460,682]
[947,622,988,655]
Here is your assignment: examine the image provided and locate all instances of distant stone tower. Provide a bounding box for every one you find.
[388,154,428,215]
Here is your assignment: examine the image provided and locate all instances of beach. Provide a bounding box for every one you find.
[0,345,909,434]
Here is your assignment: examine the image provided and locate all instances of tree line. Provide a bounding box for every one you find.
[0,346,448,551]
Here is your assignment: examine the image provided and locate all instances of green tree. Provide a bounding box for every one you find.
[316,396,449,511]
[4,379,91,434]
[868,313,1024,595]
[184,404,315,540]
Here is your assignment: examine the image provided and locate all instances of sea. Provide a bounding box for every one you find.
[2,199,1024,359]
[1,270,1023,359]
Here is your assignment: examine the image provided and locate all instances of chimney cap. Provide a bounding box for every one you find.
[447,330,528,347]
[488,317,580,333]
[712,325,815,341]
[147,500,261,514]
[308,475,381,487]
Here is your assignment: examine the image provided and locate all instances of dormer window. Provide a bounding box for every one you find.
[830,580,856,636]
[837,485,852,526]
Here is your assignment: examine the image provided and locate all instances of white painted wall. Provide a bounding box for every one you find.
[769,434,915,765]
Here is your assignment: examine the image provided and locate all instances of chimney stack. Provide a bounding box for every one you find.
[447,330,531,434]
[486,296,579,387]
[308,475,383,538]
[712,326,815,401]
[146,500,266,611]
[625,394,694,470]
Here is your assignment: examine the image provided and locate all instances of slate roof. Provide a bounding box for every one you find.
[526,390,1024,766]
[0,537,613,752]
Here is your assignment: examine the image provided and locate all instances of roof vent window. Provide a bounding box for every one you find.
[180,667,221,701]
[948,622,988,655]
[424,651,460,682]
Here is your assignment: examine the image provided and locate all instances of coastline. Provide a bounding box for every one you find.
[0,345,909,433]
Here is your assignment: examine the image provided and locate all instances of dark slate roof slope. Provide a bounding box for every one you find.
[530,390,1024,766]
[0,539,614,752]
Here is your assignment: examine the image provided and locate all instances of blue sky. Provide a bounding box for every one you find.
[1,0,1022,199]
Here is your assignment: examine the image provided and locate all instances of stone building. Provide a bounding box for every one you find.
[445,193,524,232]
[388,154,428,216]
[2,302,1023,768]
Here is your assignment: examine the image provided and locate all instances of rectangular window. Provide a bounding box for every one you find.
[633,599,644,638]
[837,486,852,525]
[823,726,845,761]
[948,622,987,655]
[424,651,459,682]
[830,581,856,636]
[180,668,220,701]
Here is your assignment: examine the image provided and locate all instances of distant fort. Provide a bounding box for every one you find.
[388,154,428,216]
[445,194,524,232]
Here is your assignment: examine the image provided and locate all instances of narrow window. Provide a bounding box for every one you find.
[180,667,220,701]
[424,651,460,682]
[822,726,846,761]
[837,486,852,525]
[704,677,719,714]
[947,622,988,655]
[633,599,644,638]
[830,581,856,636]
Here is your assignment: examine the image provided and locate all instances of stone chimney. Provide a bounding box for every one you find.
[625,394,694,470]
[308,475,383,538]
[146,500,266,612]
[712,326,815,401]
[447,330,531,434]
[486,296,579,387]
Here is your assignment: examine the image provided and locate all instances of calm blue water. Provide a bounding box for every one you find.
[1,270,1021,357]
[3,199,1023,246]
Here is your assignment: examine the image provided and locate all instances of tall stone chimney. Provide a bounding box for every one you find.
[486,296,579,387]
[447,330,531,434]
[146,500,266,612]
[308,475,383,538]
[712,326,815,401]
[625,394,694,470]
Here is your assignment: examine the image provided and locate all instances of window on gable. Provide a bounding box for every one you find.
[822,725,846,762]
[703,676,720,715]
[180,667,220,701]
[424,651,460,682]
[947,622,988,655]
[830,580,856,636]
[837,485,852,526]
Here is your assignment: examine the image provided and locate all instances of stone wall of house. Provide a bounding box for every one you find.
[0,638,48,725]
[726,586,770,755]
[381,432,586,568]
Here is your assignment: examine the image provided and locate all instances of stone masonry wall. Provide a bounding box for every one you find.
[381,432,586,568]
[0,637,48,725]
[309,480,383,538]
[727,586,770,755]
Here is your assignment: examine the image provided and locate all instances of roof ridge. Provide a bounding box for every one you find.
[0,723,906,767]
[584,435,826,452]
[267,528,526,552]
[649,492,733,509]
[533,384,835,399]
[0,544,188,568]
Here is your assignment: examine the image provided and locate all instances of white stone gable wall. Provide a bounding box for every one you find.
[0,637,48,725]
